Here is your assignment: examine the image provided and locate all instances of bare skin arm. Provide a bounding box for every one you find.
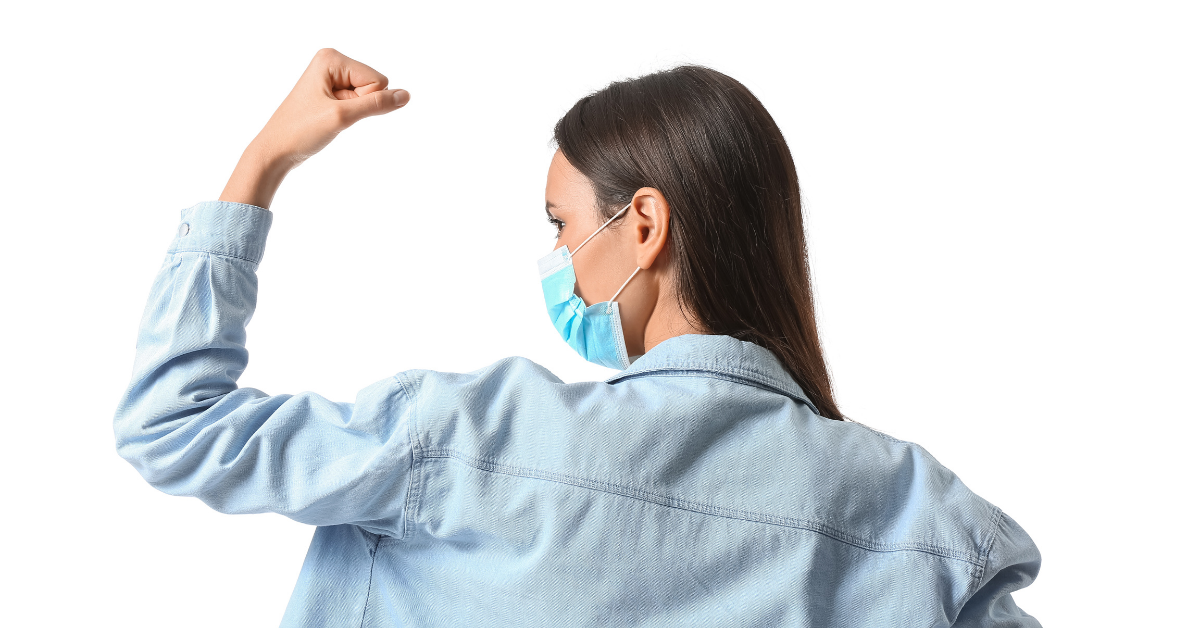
[218,48,410,209]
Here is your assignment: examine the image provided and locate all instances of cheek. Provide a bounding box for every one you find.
[571,246,623,305]
[558,219,620,305]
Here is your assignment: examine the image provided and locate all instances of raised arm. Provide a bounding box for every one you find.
[113,49,415,536]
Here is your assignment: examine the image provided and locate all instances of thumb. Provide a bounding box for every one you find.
[339,88,411,124]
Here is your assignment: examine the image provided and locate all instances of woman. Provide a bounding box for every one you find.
[115,49,1041,626]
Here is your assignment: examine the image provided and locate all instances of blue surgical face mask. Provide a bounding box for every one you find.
[536,202,641,370]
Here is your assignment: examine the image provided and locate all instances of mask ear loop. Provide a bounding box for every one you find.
[605,266,641,314]
[565,200,640,314]
[569,202,633,258]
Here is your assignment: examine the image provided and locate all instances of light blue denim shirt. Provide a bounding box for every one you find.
[114,201,1041,627]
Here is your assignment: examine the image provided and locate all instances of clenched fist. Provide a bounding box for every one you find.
[219,48,409,209]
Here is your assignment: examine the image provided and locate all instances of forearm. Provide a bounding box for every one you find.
[115,201,272,492]
[218,140,294,210]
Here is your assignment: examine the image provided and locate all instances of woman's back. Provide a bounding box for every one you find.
[275,335,1038,626]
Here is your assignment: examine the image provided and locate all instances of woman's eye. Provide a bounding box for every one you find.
[548,217,565,237]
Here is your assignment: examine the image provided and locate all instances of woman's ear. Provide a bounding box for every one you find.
[630,187,670,270]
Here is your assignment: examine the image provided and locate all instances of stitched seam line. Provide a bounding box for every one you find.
[169,248,263,265]
[426,448,983,567]
[394,374,423,542]
[972,505,1004,592]
[358,533,383,628]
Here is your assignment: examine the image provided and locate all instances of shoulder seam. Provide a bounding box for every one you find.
[972,505,1005,593]
[393,374,423,542]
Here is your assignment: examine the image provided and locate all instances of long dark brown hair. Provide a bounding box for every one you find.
[553,65,842,420]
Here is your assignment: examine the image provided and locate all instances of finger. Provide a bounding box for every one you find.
[338,88,411,124]
[324,51,389,96]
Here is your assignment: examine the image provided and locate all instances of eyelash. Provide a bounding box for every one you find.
[547,216,565,237]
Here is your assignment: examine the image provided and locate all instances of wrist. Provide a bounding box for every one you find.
[218,141,294,210]
[246,136,301,175]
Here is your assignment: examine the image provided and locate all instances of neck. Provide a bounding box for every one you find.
[637,285,708,355]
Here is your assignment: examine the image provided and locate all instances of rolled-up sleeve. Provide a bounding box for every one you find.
[953,509,1043,627]
[113,201,414,538]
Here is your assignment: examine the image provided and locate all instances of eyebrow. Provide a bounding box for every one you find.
[545,201,559,219]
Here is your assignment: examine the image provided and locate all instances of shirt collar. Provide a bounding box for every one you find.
[605,334,819,414]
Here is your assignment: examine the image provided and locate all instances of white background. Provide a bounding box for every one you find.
[1,1,1196,625]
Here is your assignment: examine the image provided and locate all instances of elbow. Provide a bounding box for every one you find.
[112,392,198,488]
[113,413,170,487]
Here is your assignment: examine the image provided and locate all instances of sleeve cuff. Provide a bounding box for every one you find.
[167,200,274,264]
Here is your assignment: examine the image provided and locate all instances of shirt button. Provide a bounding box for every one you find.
[178,222,190,236]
